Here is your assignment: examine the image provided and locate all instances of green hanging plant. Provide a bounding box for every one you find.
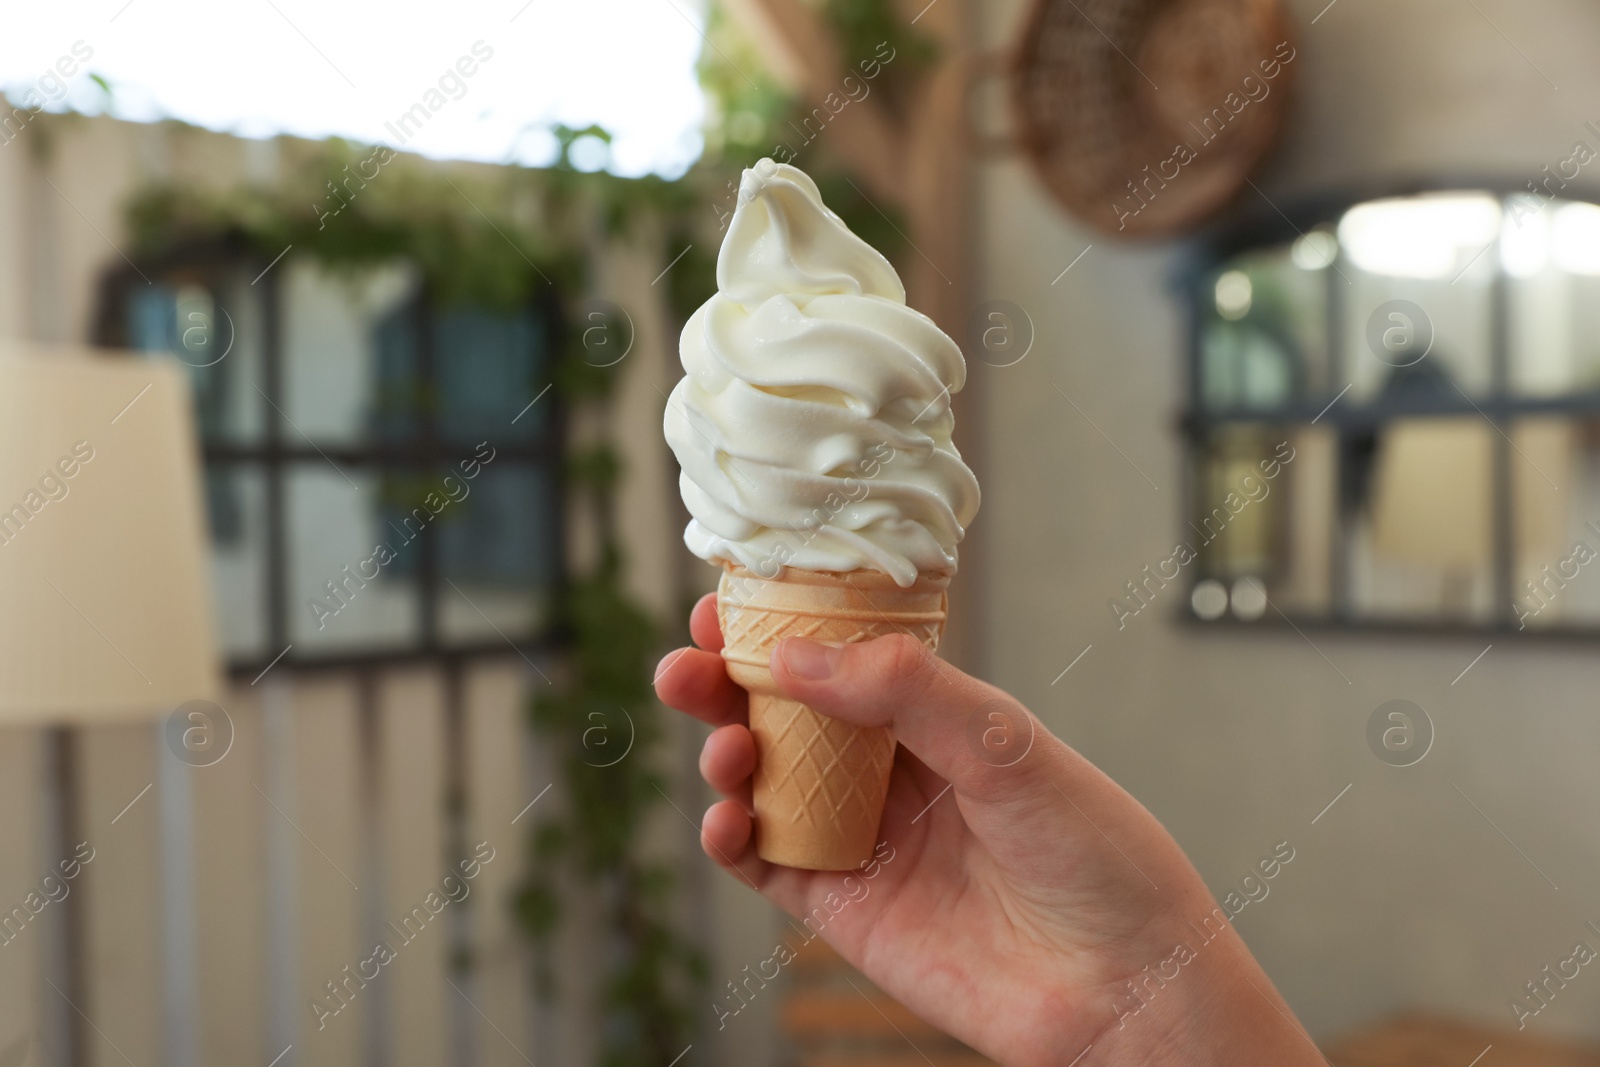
[124,140,584,310]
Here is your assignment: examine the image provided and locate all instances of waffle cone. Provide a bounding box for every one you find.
[716,563,949,870]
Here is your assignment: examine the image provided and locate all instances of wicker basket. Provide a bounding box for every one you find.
[1010,0,1295,238]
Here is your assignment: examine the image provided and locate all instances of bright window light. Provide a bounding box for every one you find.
[1290,230,1337,270]
[1338,193,1502,279]
[0,0,708,177]
[1214,270,1252,319]
[1500,195,1549,277]
[1552,201,1600,275]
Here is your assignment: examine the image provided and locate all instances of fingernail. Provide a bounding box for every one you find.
[653,649,686,685]
[779,638,841,680]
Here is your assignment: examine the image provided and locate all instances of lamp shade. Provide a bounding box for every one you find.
[0,345,219,724]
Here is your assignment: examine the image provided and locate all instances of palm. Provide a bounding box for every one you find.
[790,749,1169,1060]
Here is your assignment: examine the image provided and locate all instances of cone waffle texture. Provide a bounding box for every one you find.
[717,563,949,870]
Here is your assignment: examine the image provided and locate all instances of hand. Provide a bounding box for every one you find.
[655,593,1323,1067]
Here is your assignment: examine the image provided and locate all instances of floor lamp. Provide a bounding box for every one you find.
[0,346,220,1067]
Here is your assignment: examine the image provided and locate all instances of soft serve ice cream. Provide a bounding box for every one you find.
[665,159,979,587]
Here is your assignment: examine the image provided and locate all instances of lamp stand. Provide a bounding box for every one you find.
[46,726,88,1067]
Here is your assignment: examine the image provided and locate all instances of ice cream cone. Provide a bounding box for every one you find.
[667,164,977,865]
[717,562,949,870]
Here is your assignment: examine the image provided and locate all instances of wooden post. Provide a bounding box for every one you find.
[898,0,985,675]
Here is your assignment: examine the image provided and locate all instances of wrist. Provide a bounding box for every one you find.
[1084,903,1322,1066]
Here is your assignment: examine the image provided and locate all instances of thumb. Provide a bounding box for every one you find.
[769,634,1063,807]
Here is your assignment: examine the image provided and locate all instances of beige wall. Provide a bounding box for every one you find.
[974,0,1600,1043]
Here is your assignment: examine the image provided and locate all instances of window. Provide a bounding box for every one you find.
[1185,189,1600,635]
[98,246,563,672]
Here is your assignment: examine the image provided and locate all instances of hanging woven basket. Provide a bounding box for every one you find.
[1010,0,1297,238]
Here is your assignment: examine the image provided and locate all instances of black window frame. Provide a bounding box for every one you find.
[94,237,567,678]
[1179,177,1600,641]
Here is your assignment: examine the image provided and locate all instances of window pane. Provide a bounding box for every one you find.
[1505,198,1600,396]
[1184,426,1335,619]
[372,293,422,444]
[206,465,269,659]
[438,463,558,641]
[287,465,423,650]
[1199,239,1332,412]
[1269,426,1336,616]
[1190,427,1284,581]
[127,267,267,443]
[1347,417,1495,622]
[1339,193,1498,402]
[281,259,419,444]
[434,305,552,442]
[1510,418,1600,628]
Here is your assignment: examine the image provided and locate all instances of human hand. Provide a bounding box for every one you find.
[655,593,1324,1066]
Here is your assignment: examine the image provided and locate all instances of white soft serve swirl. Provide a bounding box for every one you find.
[664,158,979,587]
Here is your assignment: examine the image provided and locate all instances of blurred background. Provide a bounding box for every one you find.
[1,0,1599,1065]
